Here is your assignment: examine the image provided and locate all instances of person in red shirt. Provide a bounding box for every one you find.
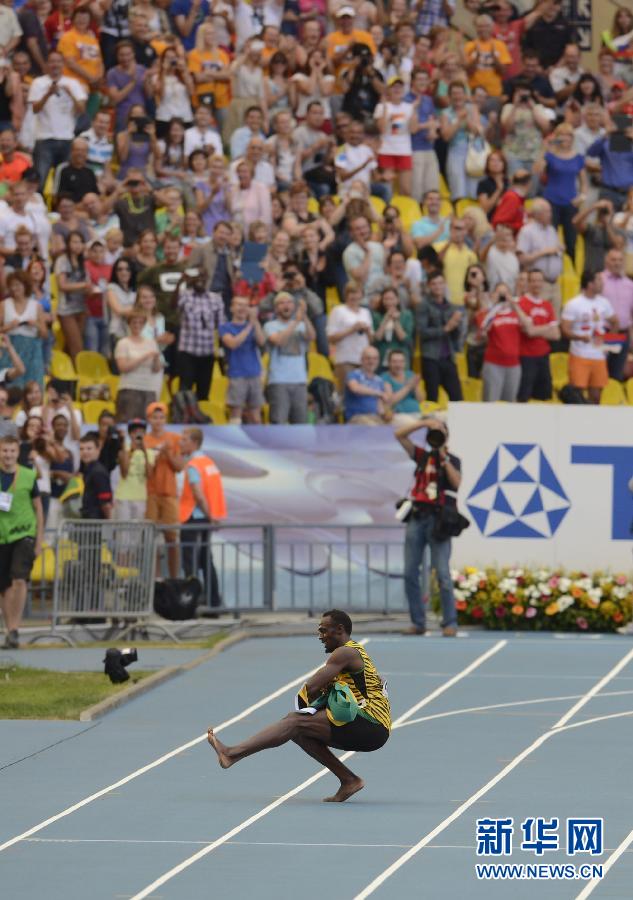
[492,0,548,79]
[44,0,74,51]
[84,239,112,356]
[516,268,560,402]
[477,281,542,402]
[491,169,531,234]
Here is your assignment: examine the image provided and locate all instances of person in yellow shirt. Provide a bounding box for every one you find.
[464,14,511,98]
[188,23,232,132]
[325,7,376,84]
[57,6,104,121]
[433,219,478,305]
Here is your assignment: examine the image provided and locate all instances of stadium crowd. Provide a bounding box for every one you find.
[0,0,629,476]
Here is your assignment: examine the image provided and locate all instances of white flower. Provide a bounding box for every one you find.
[575,577,593,591]
[508,568,524,578]
[599,576,613,587]
[558,595,574,611]
[613,586,629,600]
[558,577,572,593]
[587,587,602,603]
[538,584,552,597]
[536,569,551,581]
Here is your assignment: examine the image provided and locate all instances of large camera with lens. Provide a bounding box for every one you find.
[100,425,123,472]
[427,428,447,450]
[351,42,372,68]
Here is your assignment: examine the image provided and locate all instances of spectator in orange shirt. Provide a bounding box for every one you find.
[464,15,511,99]
[0,130,31,185]
[325,7,376,81]
[144,401,184,579]
[57,7,104,124]
[187,23,232,133]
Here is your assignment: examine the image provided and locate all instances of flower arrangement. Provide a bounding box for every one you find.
[449,567,633,632]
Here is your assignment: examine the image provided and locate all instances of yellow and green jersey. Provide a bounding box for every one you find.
[336,640,391,732]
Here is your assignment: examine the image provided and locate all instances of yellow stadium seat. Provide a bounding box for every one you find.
[43,168,55,210]
[50,349,76,380]
[437,387,449,409]
[455,352,467,380]
[575,234,585,275]
[83,400,115,423]
[439,174,450,199]
[419,400,442,415]
[370,195,386,217]
[326,285,340,313]
[560,272,579,305]
[600,379,626,405]
[461,377,482,402]
[563,253,576,276]
[76,351,111,380]
[550,352,568,390]
[30,544,56,584]
[626,378,633,405]
[455,198,479,217]
[308,351,334,383]
[52,320,64,351]
[391,194,422,231]
[210,364,228,408]
[50,273,58,304]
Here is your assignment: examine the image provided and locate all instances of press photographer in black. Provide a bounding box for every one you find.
[341,43,384,122]
[396,417,464,637]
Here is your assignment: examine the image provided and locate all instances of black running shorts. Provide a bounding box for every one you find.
[328,715,390,752]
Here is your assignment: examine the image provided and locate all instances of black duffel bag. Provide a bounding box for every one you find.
[433,501,470,542]
[154,577,202,620]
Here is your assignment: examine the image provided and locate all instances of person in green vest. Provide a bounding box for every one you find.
[0,434,44,649]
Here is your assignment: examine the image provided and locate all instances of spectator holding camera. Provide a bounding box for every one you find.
[501,83,552,184]
[572,199,621,272]
[113,419,155,522]
[115,106,158,182]
[396,417,462,637]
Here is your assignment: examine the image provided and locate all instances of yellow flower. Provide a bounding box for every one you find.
[545,602,559,616]
[511,604,525,615]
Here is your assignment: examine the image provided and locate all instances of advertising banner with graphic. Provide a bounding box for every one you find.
[450,404,633,571]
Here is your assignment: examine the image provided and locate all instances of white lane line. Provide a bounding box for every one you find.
[24,839,415,848]
[557,709,633,733]
[353,644,633,900]
[129,640,507,900]
[0,643,372,855]
[575,827,633,900]
[395,689,633,730]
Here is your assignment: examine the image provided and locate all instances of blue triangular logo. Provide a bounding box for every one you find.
[493,487,514,515]
[503,444,533,461]
[468,449,499,496]
[540,451,568,498]
[522,488,543,516]
[491,520,545,539]
[503,465,533,483]
[468,505,489,532]
[547,508,569,533]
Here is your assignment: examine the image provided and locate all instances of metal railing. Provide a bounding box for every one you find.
[25,522,409,619]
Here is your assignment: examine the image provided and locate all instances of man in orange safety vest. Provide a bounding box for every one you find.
[179,427,226,608]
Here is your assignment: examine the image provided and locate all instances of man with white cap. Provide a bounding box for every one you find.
[325,7,376,80]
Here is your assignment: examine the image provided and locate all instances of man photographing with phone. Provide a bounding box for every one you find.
[395,418,462,637]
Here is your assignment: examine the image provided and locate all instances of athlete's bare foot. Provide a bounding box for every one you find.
[323,776,365,802]
[207,728,233,769]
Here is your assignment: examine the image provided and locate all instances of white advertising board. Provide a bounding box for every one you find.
[449,404,633,571]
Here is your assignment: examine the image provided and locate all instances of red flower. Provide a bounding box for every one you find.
[456,599,468,611]
[471,606,484,619]
[495,605,507,618]
[576,616,588,630]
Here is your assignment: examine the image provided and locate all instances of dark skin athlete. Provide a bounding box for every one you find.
[207,615,367,802]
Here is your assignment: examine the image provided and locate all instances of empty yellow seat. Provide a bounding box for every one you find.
[549,352,568,389]
[391,194,422,231]
[83,400,115,423]
[461,377,482,402]
[50,349,76,380]
[370,195,386,217]
[308,351,334,383]
[600,379,626,405]
[626,378,633,405]
[76,351,111,380]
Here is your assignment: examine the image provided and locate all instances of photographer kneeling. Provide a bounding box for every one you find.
[396,418,463,637]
